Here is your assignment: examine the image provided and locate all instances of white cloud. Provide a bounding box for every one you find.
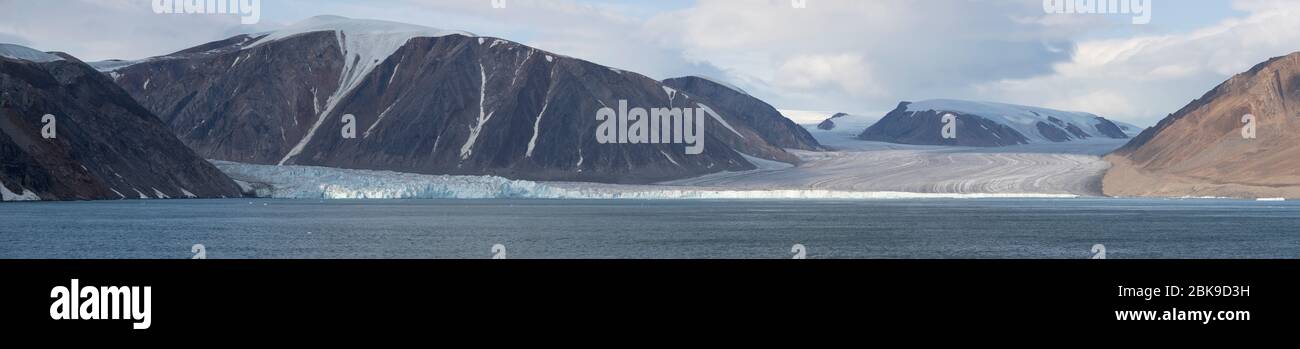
[980,0,1300,126]
[774,54,880,97]
[5,0,1299,128]
[0,0,276,60]
[641,0,1075,115]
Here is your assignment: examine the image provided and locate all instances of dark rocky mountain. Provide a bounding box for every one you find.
[0,44,243,201]
[661,76,823,151]
[1104,52,1300,199]
[816,113,850,130]
[858,99,1135,147]
[102,16,820,184]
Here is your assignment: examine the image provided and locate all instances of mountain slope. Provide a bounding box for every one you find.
[859,99,1134,147]
[661,76,823,151]
[1104,52,1300,199]
[101,16,819,184]
[816,113,850,130]
[0,44,243,201]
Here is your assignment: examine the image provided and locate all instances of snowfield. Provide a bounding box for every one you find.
[0,43,63,63]
[904,99,1143,141]
[211,117,1127,200]
[746,108,1133,197]
[665,143,1117,196]
[0,179,41,201]
[212,161,1077,200]
[794,111,882,149]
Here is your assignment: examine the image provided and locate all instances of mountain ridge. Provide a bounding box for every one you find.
[859,99,1135,147]
[1,45,244,201]
[1104,51,1300,199]
[102,16,821,184]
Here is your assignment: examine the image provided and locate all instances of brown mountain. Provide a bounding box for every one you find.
[1104,52,1300,199]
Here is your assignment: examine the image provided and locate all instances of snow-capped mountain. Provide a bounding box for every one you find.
[99,15,820,184]
[0,45,243,201]
[781,111,880,149]
[858,99,1137,147]
[0,44,64,63]
[1105,52,1300,199]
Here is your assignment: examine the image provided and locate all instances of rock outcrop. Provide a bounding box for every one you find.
[0,44,243,201]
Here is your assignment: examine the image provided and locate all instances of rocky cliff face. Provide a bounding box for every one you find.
[0,44,243,201]
[816,113,849,131]
[858,99,1133,147]
[103,16,819,184]
[1104,52,1300,199]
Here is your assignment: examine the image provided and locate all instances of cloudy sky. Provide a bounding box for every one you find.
[2,0,1297,126]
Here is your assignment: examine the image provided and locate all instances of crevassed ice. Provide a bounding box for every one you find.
[212,161,1077,200]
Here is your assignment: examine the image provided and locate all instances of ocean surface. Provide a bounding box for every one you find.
[1,198,1297,259]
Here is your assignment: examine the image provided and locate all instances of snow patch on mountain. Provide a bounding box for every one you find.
[0,44,63,63]
[697,104,745,139]
[266,16,476,165]
[1113,120,1145,136]
[461,62,495,160]
[784,110,882,149]
[212,161,1075,200]
[693,75,749,95]
[88,60,136,72]
[0,180,41,201]
[248,15,472,53]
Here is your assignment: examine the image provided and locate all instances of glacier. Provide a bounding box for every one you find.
[211,161,1077,200]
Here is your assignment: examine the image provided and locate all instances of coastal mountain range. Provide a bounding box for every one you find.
[3,15,1297,201]
[100,16,821,184]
